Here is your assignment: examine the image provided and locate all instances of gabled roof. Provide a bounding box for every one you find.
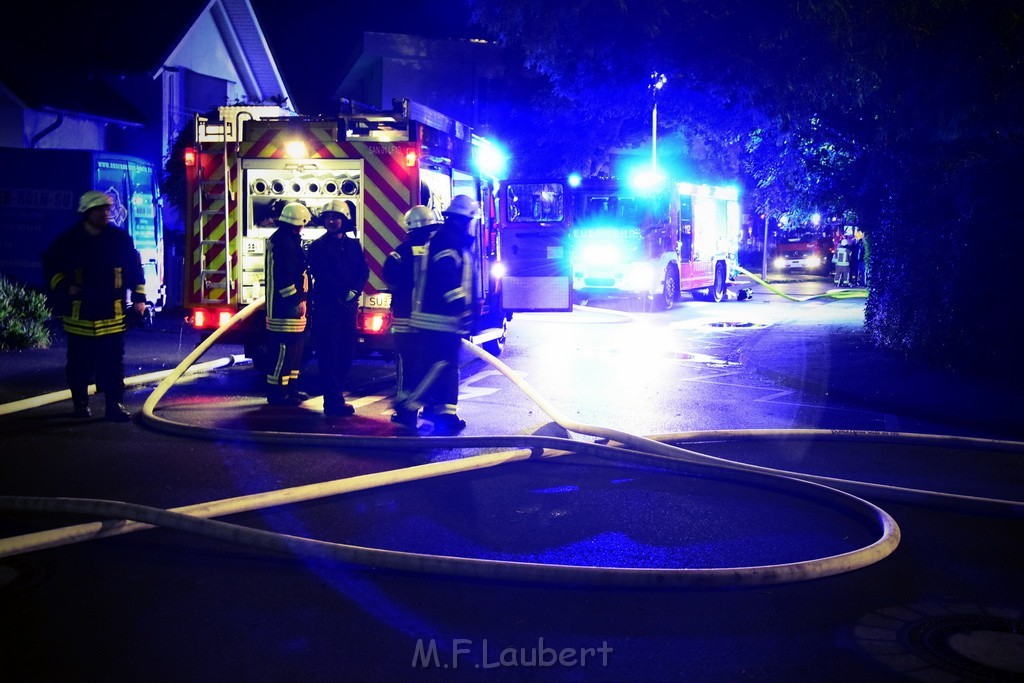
[0,0,290,124]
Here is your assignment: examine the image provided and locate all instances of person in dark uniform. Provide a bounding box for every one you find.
[264,201,312,406]
[307,199,369,416]
[382,204,440,429]
[409,195,479,435]
[42,190,147,421]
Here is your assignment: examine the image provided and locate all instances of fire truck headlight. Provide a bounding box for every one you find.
[491,262,507,279]
[805,255,821,268]
[580,244,621,265]
[773,257,786,269]
[622,263,653,291]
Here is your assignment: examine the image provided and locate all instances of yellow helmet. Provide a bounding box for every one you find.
[77,190,113,213]
[278,202,311,227]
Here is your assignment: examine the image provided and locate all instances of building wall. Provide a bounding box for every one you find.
[23,111,106,150]
[337,33,503,128]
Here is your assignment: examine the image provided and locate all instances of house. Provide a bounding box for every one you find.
[333,31,504,132]
[0,0,295,307]
[0,0,293,163]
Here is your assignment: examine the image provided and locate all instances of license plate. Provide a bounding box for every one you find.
[365,292,391,308]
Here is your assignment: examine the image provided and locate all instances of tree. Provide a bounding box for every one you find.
[470,0,1024,378]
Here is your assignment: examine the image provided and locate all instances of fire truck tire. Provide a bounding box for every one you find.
[711,263,727,303]
[481,321,507,357]
[655,268,679,311]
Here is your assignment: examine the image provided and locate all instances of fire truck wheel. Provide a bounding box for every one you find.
[482,321,507,357]
[655,269,679,311]
[710,263,727,303]
[482,337,505,357]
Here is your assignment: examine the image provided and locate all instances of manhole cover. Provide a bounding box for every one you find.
[708,321,761,328]
[856,602,1024,681]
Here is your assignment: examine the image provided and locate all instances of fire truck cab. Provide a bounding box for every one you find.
[183,99,509,361]
[496,175,741,311]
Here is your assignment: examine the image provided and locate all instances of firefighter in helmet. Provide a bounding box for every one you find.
[382,204,440,429]
[307,198,369,416]
[264,201,312,406]
[408,194,479,435]
[42,190,148,421]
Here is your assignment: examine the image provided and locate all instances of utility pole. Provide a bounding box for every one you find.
[649,72,667,176]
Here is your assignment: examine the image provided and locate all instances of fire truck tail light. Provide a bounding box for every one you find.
[361,313,387,334]
[191,309,234,329]
[184,147,197,167]
[405,150,418,167]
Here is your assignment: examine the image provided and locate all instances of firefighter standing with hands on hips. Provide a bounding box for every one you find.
[382,204,440,429]
[408,195,480,435]
[42,190,147,422]
[307,199,369,417]
[264,201,312,406]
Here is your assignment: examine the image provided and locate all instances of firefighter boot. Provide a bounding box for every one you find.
[104,396,132,422]
[431,414,467,436]
[390,403,419,430]
[268,385,302,407]
[70,390,91,419]
[324,397,356,417]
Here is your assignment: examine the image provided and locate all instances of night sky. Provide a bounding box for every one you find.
[249,0,477,114]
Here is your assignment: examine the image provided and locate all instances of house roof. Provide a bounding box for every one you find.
[0,0,289,124]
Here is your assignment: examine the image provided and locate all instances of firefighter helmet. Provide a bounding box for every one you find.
[404,205,439,230]
[77,190,113,213]
[321,198,355,220]
[278,202,311,227]
[443,195,480,219]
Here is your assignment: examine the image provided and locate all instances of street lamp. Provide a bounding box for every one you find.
[649,71,667,175]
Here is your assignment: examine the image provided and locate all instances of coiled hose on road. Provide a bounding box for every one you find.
[2,291,1022,587]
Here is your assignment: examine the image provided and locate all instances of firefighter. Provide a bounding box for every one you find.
[382,204,440,429]
[409,195,479,435]
[307,199,369,416]
[42,190,148,421]
[264,201,312,406]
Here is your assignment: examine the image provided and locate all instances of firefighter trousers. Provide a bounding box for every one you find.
[312,305,357,409]
[416,329,462,416]
[66,331,125,405]
[266,330,305,398]
[393,329,424,409]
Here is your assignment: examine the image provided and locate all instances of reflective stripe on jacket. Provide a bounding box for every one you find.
[265,226,308,333]
[409,222,473,335]
[42,221,146,337]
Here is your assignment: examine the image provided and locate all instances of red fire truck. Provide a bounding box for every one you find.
[497,175,741,311]
[182,99,510,360]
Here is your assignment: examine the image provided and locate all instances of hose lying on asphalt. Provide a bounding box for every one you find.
[2,292,1022,587]
[736,266,868,301]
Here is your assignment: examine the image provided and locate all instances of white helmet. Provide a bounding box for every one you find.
[278,202,311,227]
[443,194,481,219]
[321,198,355,220]
[78,190,113,213]
[404,205,439,230]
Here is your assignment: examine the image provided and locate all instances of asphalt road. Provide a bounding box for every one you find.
[1,275,1022,683]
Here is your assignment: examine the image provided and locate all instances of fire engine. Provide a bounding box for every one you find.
[497,175,741,311]
[182,99,510,361]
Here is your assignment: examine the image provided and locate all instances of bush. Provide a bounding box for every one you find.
[0,277,52,350]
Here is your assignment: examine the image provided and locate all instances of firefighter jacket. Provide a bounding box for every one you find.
[409,220,474,335]
[42,220,146,337]
[307,232,369,313]
[264,225,309,333]
[382,226,434,333]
